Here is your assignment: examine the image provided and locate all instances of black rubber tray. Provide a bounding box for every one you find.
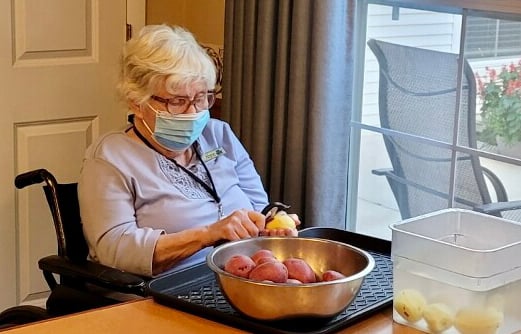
[147,227,393,334]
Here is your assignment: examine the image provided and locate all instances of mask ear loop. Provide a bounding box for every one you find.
[140,116,155,136]
[146,102,162,115]
[134,104,165,149]
[132,104,153,135]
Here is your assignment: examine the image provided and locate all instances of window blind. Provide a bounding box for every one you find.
[466,16,521,58]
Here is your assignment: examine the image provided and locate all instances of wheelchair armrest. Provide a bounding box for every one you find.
[38,255,147,295]
[474,200,521,216]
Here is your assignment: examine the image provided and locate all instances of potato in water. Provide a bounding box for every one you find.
[423,303,454,333]
[454,306,503,334]
[393,288,426,322]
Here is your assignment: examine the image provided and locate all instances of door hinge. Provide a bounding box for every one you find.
[126,23,133,41]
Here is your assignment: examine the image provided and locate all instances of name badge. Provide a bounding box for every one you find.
[202,147,226,162]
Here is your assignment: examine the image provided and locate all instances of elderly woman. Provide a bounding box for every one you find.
[78,25,298,277]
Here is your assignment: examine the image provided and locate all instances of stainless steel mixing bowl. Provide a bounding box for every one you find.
[206,237,375,321]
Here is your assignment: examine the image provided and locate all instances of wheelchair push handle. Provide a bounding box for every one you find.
[15,169,57,189]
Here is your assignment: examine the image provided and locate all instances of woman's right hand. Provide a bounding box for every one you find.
[206,209,266,245]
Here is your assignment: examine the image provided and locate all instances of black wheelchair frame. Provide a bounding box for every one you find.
[0,169,147,329]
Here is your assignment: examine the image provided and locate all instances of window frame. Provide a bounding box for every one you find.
[347,0,521,232]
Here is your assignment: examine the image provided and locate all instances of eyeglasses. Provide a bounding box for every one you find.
[150,91,215,115]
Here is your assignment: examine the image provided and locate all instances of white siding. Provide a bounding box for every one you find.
[363,5,462,126]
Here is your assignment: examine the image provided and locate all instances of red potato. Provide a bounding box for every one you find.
[224,255,256,278]
[248,261,288,283]
[250,249,276,265]
[286,278,303,284]
[322,270,346,281]
[256,257,279,265]
[283,258,317,283]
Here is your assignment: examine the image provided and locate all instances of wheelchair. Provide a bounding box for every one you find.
[0,169,147,329]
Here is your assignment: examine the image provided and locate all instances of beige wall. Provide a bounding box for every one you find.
[146,0,225,45]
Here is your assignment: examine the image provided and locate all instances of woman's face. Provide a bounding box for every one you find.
[133,80,208,131]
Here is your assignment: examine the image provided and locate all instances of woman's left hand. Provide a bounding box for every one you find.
[259,213,300,237]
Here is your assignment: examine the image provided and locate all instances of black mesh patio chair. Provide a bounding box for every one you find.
[367,39,521,221]
[0,169,147,328]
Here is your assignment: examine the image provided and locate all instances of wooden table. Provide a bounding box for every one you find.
[2,298,422,334]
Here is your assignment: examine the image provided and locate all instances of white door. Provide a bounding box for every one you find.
[0,0,144,311]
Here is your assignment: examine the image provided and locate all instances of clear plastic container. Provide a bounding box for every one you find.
[390,209,521,334]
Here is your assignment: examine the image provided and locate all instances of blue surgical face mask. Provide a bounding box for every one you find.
[143,103,210,151]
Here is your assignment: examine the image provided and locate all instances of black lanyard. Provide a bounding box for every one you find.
[131,126,223,219]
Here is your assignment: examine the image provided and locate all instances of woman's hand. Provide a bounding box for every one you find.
[206,209,265,245]
[259,213,300,237]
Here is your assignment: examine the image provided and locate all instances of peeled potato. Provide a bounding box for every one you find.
[423,303,454,333]
[265,212,296,229]
[454,306,504,334]
[393,288,426,323]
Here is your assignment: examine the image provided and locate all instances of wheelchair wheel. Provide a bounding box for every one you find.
[0,305,50,329]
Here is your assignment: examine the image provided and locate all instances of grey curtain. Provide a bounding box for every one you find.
[222,0,356,229]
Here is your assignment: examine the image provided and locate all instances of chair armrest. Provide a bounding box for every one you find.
[373,168,518,218]
[371,168,393,176]
[38,255,147,295]
[474,200,521,216]
[482,166,508,202]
